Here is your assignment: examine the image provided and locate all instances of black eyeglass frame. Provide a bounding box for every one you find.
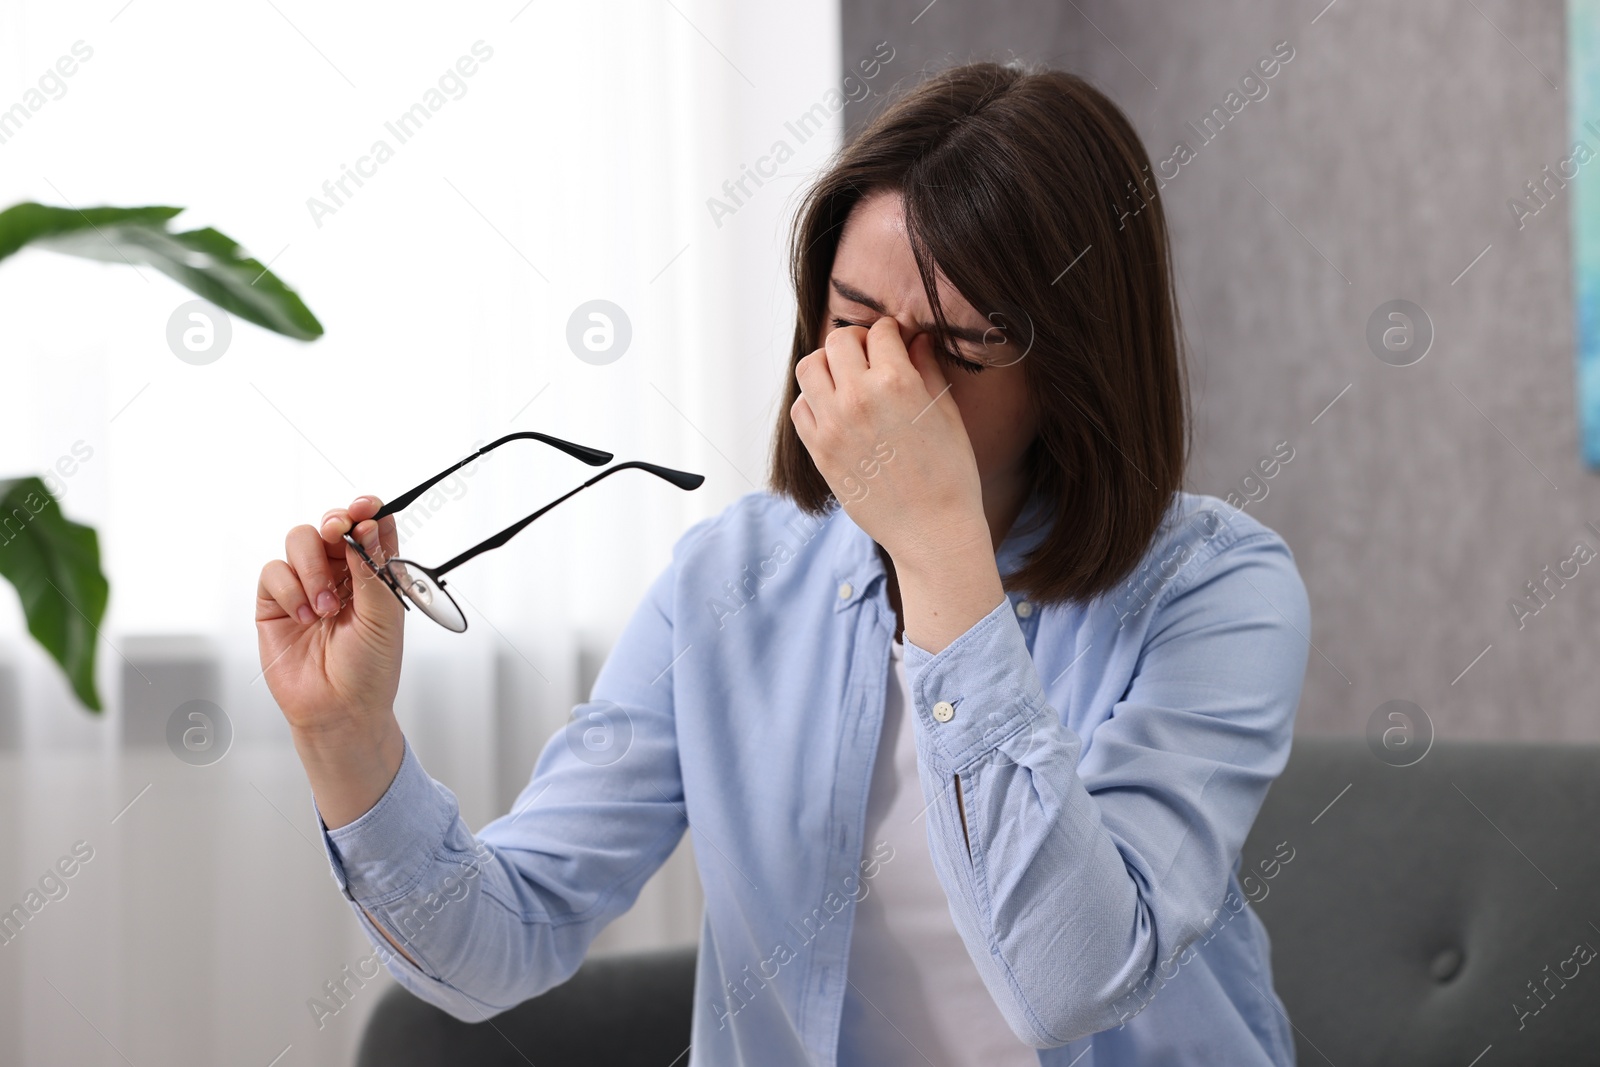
[342,431,704,632]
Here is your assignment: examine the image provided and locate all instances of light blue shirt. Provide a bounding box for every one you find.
[316,485,1311,1066]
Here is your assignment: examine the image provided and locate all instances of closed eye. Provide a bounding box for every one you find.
[828,316,987,375]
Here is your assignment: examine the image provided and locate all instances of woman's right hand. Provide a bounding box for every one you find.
[255,495,406,737]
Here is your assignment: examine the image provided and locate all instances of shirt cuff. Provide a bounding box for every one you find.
[901,594,1052,771]
[315,735,459,906]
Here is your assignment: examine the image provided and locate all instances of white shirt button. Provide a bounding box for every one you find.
[1015,600,1033,618]
[838,581,853,600]
[932,701,955,723]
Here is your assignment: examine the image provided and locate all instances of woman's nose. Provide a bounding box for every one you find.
[890,316,924,349]
[874,314,931,357]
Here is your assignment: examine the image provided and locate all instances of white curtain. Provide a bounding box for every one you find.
[0,1,842,1063]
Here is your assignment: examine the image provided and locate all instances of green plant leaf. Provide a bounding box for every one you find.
[0,478,108,712]
[0,201,322,340]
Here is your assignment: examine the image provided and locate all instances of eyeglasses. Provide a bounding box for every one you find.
[343,431,704,632]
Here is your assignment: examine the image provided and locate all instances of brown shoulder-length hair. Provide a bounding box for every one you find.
[766,59,1192,607]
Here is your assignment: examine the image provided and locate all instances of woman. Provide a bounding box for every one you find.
[257,61,1310,1066]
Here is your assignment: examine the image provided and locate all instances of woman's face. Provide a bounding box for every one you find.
[821,189,1038,491]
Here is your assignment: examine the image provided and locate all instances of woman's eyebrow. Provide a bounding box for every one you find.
[830,276,992,344]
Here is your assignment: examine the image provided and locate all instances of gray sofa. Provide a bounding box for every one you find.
[356,737,1600,1065]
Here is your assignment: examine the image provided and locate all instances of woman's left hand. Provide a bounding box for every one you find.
[790,316,991,570]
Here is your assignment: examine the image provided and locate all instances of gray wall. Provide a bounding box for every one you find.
[841,1,1598,741]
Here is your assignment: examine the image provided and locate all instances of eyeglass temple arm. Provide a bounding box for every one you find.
[430,461,705,578]
[373,432,613,520]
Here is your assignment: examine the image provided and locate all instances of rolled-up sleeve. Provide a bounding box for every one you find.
[312,517,716,1022]
[901,528,1311,1048]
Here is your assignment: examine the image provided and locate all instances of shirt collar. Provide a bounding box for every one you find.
[827,484,1053,613]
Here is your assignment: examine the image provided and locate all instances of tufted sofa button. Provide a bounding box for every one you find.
[1429,948,1463,982]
